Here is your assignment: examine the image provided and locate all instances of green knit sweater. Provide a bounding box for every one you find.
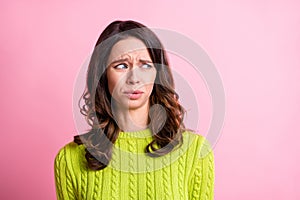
[54,129,214,200]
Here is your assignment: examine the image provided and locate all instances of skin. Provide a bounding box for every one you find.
[106,37,157,131]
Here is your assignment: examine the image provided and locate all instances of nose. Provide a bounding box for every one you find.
[126,67,140,85]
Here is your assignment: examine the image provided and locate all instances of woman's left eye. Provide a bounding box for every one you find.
[141,63,153,69]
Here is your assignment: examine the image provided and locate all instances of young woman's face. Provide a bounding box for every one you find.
[106,37,157,110]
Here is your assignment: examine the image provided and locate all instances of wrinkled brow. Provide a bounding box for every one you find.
[108,57,153,66]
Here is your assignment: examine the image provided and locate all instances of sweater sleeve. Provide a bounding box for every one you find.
[54,143,77,200]
[188,137,215,200]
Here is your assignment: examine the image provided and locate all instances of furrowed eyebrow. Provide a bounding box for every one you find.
[108,58,153,66]
[139,59,153,63]
[108,58,129,66]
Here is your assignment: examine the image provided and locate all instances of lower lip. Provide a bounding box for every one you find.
[125,93,143,100]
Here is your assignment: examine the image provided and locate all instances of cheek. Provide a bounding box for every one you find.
[148,71,157,85]
[144,72,157,91]
[143,69,156,82]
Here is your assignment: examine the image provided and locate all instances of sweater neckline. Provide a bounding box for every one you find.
[118,128,153,139]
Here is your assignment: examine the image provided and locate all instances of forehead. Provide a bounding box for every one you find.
[107,37,151,64]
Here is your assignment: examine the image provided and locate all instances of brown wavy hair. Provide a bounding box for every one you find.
[74,20,187,170]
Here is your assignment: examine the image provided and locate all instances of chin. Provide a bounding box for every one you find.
[130,101,149,109]
[125,101,145,110]
[113,98,148,110]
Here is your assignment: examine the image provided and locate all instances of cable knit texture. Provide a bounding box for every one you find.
[54,129,215,200]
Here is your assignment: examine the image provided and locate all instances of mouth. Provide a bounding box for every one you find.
[123,90,144,94]
[123,90,144,100]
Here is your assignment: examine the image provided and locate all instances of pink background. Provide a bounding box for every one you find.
[1,0,299,199]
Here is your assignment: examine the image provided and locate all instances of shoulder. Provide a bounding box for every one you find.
[55,141,82,159]
[182,130,214,159]
[54,141,86,171]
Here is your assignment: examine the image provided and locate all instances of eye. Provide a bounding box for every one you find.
[114,63,128,69]
[141,63,153,69]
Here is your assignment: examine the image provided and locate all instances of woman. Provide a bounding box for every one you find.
[54,20,214,200]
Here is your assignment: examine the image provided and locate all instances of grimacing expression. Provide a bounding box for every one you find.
[106,37,157,110]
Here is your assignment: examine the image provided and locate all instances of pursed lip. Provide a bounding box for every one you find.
[123,90,144,94]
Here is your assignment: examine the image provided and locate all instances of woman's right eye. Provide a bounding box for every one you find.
[114,63,128,69]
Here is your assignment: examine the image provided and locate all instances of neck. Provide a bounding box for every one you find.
[113,102,150,132]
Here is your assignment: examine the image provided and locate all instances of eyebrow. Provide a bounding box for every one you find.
[108,58,153,66]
